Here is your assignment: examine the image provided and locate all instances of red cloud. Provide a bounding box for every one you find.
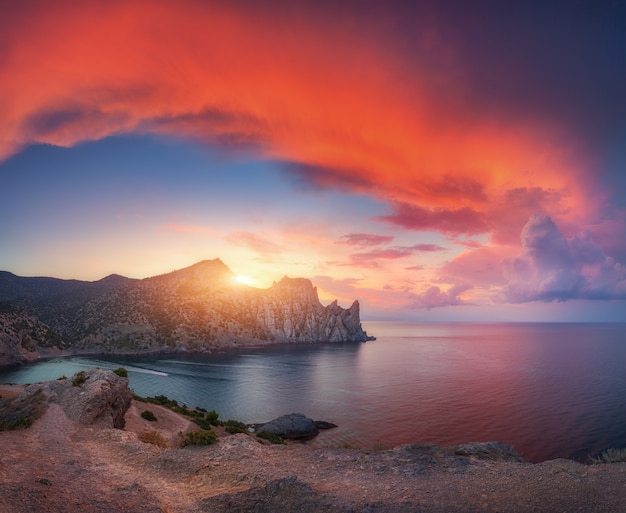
[0,0,606,249]
[348,243,446,268]
[378,202,488,235]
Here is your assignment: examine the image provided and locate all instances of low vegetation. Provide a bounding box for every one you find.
[0,388,47,431]
[256,430,285,444]
[136,394,204,418]
[72,371,88,387]
[138,430,169,448]
[182,429,218,446]
[591,447,626,464]
[141,410,157,422]
[224,419,248,434]
[113,367,128,378]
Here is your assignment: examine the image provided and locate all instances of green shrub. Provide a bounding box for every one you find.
[193,417,214,430]
[9,417,33,430]
[141,410,157,422]
[57,375,67,380]
[113,367,128,378]
[72,371,88,387]
[224,419,248,434]
[206,409,220,426]
[257,431,285,444]
[182,429,218,446]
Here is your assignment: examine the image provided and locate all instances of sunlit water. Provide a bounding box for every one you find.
[2,322,625,462]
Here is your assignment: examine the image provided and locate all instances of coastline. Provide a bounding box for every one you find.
[0,337,373,372]
[2,373,626,513]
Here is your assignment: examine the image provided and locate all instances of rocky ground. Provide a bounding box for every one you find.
[2,372,626,513]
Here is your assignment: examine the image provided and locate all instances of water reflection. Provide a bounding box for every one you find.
[2,323,626,462]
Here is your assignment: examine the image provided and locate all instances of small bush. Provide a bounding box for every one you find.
[113,367,128,378]
[57,375,67,380]
[224,419,248,434]
[72,371,88,387]
[591,447,626,464]
[141,410,157,422]
[193,417,214,430]
[138,430,168,448]
[257,431,285,445]
[206,409,220,426]
[9,417,33,430]
[148,394,176,406]
[182,429,218,446]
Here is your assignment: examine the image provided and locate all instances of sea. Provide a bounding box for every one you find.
[1,321,625,463]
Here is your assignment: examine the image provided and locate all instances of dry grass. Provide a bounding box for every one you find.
[591,447,626,464]
[138,430,169,448]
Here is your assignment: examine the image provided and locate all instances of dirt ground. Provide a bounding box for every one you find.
[2,384,626,512]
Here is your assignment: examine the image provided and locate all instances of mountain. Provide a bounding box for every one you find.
[0,259,374,366]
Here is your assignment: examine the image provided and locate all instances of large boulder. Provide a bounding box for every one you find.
[47,368,133,428]
[258,413,319,439]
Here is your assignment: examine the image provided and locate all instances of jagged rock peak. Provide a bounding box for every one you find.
[145,259,235,287]
[0,259,375,364]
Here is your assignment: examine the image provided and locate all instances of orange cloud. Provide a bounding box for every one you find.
[0,0,598,246]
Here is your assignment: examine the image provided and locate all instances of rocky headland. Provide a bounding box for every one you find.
[2,370,626,513]
[0,259,374,367]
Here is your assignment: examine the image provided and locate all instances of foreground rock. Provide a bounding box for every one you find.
[3,373,626,513]
[258,413,320,439]
[2,368,133,429]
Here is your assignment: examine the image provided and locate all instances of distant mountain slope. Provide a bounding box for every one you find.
[0,259,373,366]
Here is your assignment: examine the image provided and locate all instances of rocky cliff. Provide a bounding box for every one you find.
[0,259,373,365]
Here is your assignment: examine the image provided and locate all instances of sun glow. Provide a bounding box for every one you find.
[235,274,254,286]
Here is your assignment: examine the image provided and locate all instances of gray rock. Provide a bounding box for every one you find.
[314,420,338,430]
[48,369,133,428]
[258,413,319,439]
[200,476,341,513]
[454,441,522,462]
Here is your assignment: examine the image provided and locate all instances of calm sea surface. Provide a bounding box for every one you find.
[2,322,626,462]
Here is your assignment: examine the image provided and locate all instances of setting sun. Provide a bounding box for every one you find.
[235,274,254,286]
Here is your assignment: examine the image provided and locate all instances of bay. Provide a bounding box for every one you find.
[2,321,626,462]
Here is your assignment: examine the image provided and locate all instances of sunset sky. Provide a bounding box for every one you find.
[1,0,626,321]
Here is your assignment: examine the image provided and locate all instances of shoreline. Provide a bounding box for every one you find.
[3,373,626,512]
[0,337,374,371]
[0,379,609,466]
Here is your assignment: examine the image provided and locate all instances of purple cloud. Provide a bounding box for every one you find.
[504,214,626,302]
[349,243,446,267]
[410,284,472,310]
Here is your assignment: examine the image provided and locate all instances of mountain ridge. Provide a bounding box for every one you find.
[0,259,374,366]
